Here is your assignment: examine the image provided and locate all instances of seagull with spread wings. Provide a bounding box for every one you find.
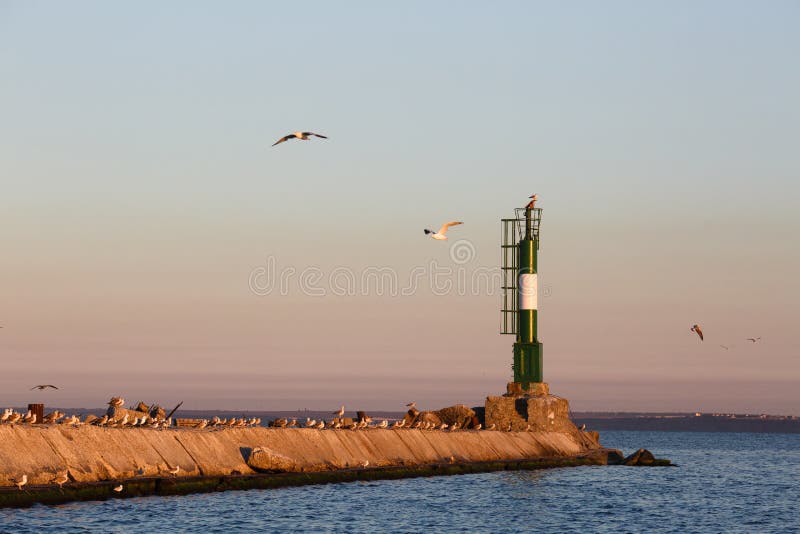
[424,221,463,241]
[272,131,328,146]
[31,384,59,390]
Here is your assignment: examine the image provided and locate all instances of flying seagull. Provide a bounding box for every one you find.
[720,344,730,350]
[272,131,328,146]
[747,337,761,343]
[424,221,463,240]
[690,324,704,341]
[31,384,58,390]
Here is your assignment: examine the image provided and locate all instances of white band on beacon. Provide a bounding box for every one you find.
[518,273,538,310]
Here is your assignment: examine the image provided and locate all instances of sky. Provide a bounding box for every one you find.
[1,1,798,414]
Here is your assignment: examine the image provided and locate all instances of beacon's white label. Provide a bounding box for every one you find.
[518,273,538,310]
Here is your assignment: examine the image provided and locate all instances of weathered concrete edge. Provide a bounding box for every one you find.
[0,449,619,509]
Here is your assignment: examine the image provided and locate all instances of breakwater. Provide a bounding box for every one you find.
[0,424,609,507]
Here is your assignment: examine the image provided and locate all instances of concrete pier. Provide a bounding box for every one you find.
[0,424,610,507]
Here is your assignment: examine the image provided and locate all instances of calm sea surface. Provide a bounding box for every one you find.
[1,431,798,533]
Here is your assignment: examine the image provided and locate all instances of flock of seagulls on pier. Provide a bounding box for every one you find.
[1,398,536,436]
[265,403,537,433]
[190,416,262,429]
[0,407,173,429]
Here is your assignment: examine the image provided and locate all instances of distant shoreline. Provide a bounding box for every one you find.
[571,412,800,434]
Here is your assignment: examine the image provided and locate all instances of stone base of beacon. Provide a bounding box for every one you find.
[485,382,593,438]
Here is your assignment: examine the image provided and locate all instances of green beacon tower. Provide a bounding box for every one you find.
[501,196,545,395]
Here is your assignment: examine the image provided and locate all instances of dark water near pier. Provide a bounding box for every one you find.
[2,431,798,533]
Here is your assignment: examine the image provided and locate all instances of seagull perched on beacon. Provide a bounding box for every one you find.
[526,194,538,209]
[272,131,328,146]
[690,324,704,341]
[30,384,58,390]
[424,221,463,241]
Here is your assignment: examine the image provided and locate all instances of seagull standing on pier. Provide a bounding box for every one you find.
[424,221,463,241]
[272,131,328,146]
[690,324,704,341]
[13,474,27,491]
[53,473,68,489]
[333,405,345,419]
[113,484,124,493]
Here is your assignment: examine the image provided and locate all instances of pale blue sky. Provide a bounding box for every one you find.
[1,2,798,413]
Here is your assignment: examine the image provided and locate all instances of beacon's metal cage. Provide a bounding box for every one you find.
[500,207,542,334]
